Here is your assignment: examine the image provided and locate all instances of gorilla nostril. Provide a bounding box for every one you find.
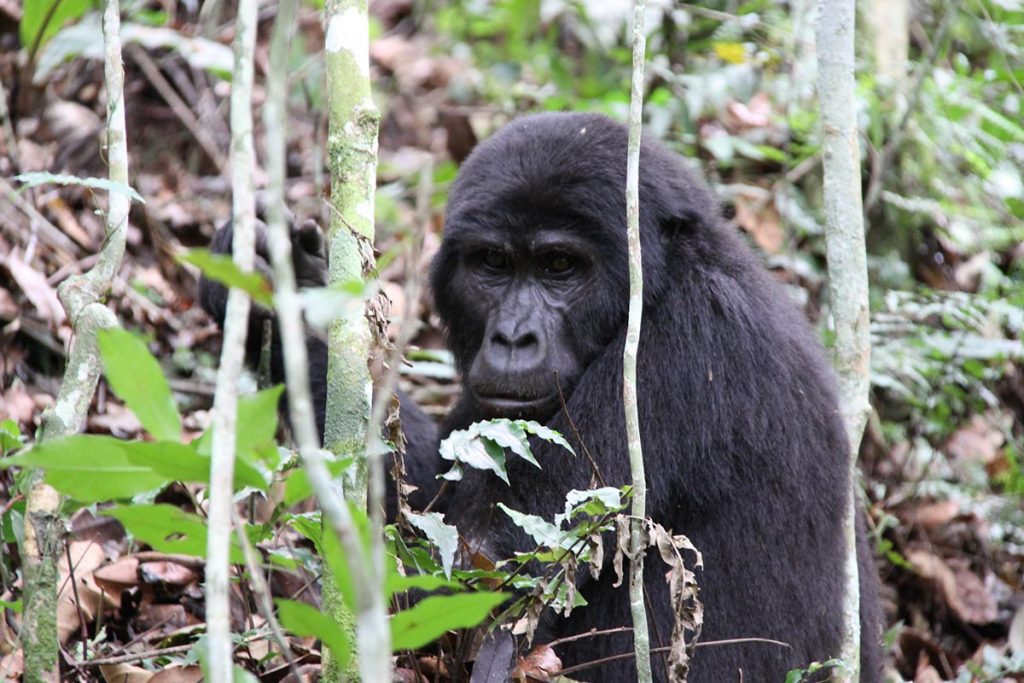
[492,330,538,349]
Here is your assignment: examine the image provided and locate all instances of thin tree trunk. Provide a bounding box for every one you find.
[22,1,130,679]
[322,1,391,680]
[624,1,652,681]
[816,1,870,680]
[205,0,258,677]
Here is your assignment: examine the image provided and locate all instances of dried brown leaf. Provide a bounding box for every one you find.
[149,666,203,683]
[512,644,562,683]
[5,254,66,324]
[907,550,997,625]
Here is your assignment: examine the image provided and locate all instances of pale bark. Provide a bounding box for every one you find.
[205,0,258,677]
[624,1,652,681]
[816,1,870,680]
[322,1,391,680]
[22,1,130,679]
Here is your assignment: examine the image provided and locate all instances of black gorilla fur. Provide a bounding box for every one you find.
[202,112,882,682]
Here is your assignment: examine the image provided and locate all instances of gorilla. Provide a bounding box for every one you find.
[201,112,882,682]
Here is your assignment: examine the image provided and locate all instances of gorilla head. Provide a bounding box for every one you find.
[430,113,715,422]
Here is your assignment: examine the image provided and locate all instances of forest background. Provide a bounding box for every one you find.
[0,0,1022,681]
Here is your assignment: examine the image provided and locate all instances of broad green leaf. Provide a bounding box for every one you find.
[282,455,354,506]
[516,420,575,455]
[19,0,91,54]
[193,386,285,460]
[439,427,508,484]
[390,592,508,651]
[498,504,565,549]
[178,249,272,307]
[124,441,267,492]
[556,487,625,525]
[386,572,462,596]
[3,435,170,501]
[475,421,539,468]
[276,598,350,666]
[320,516,358,612]
[15,173,144,203]
[103,503,244,562]
[405,512,458,579]
[98,328,181,441]
[235,386,283,460]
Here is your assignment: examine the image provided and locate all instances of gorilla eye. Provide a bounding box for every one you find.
[543,253,575,275]
[481,249,510,272]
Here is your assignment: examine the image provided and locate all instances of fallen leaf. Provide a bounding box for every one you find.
[4,254,66,324]
[907,550,997,625]
[99,663,153,683]
[512,644,562,682]
[58,541,110,643]
[149,666,203,683]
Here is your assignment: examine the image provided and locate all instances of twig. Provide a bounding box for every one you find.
[230,509,304,683]
[0,176,82,259]
[555,375,606,488]
[624,0,652,679]
[557,638,791,677]
[63,541,90,661]
[22,0,130,676]
[75,644,193,667]
[205,0,259,675]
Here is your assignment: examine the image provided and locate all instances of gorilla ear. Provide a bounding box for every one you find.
[661,206,710,237]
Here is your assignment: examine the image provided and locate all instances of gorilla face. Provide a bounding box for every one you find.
[430,113,681,423]
[452,225,595,419]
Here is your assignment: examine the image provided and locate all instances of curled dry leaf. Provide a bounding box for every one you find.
[900,500,960,531]
[99,663,152,683]
[1010,604,1024,654]
[92,556,140,603]
[512,644,562,683]
[650,522,703,682]
[58,541,110,643]
[139,560,200,587]
[907,550,998,625]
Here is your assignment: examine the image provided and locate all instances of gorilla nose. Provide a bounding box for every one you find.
[493,328,538,350]
[486,326,544,368]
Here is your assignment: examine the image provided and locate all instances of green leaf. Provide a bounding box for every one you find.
[475,421,539,468]
[178,249,272,307]
[124,441,267,492]
[386,572,462,596]
[439,427,508,484]
[498,504,565,549]
[19,0,91,54]
[319,516,358,612]
[14,172,144,203]
[98,328,181,441]
[0,598,22,613]
[276,598,351,666]
[405,512,458,579]
[516,420,575,455]
[3,436,170,501]
[282,455,354,506]
[103,503,244,562]
[390,592,508,651]
[0,419,21,452]
[234,386,284,460]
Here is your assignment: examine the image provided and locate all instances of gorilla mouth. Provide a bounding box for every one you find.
[475,391,559,419]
